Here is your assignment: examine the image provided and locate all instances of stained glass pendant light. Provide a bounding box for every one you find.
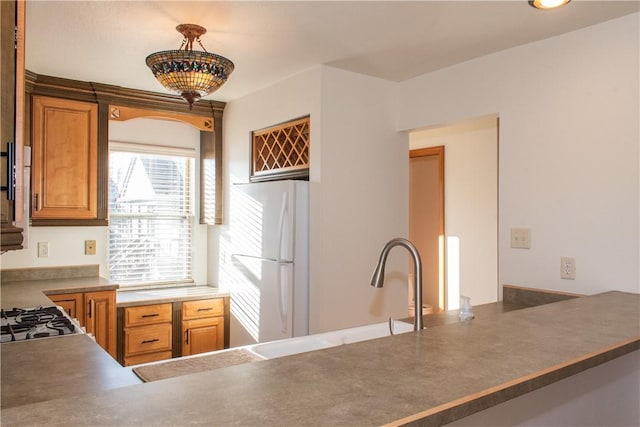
[146,24,234,109]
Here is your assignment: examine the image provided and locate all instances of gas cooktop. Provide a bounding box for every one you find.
[0,305,82,343]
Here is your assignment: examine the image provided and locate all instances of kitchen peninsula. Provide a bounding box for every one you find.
[1,278,638,426]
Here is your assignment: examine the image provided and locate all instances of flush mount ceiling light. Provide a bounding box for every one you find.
[529,0,571,9]
[146,24,234,110]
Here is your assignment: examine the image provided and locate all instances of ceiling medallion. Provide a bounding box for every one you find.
[146,24,234,110]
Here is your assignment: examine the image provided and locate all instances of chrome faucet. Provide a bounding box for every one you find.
[370,238,424,331]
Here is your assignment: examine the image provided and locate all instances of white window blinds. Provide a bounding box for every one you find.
[109,143,195,287]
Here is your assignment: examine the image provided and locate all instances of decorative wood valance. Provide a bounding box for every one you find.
[25,71,226,225]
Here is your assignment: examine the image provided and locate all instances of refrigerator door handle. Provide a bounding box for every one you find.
[277,191,291,262]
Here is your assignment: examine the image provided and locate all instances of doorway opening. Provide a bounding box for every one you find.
[409,146,445,313]
[409,115,499,311]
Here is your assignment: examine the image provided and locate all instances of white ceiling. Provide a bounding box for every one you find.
[25,1,639,103]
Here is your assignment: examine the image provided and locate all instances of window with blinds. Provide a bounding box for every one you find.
[109,143,195,287]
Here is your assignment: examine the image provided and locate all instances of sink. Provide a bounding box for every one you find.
[245,320,414,359]
[247,336,336,359]
[335,320,413,344]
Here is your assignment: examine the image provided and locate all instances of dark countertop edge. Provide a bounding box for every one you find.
[42,283,120,294]
[391,337,640,426]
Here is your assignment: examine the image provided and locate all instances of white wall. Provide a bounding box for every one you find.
[312,66,407,333]
[213,67,323,346]
[1,118,208,285]
[410,116,498,307]
[214,65,409,345]
[398,13,640,296]
[0,226,108,272]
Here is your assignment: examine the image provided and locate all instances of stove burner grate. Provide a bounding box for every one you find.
[1,306,80,343]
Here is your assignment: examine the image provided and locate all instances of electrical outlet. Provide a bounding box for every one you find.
[85,240,96,255]
[37,242,49,258]
[561,257,576,280]
[511,228,531,249]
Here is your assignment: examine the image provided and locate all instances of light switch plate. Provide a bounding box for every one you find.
[511,228,531,249]
[85,240,96,255]
[37,242,49,258]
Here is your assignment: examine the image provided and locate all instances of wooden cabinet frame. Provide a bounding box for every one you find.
[1,0,26,250]
[250,116,309,182]
[25,71,225,226]
[48,289,116,359]
[116,296,230,365]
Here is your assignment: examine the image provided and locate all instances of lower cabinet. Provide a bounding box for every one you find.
[48,290,116,359]
[122,303,172,367]
[182,316,224,356]
[117,296,229,366]
[181,298,225,356]
[49,292,84,323]
[84,291,117,359]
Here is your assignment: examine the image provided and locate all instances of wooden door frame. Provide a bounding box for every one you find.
[409,145,446,311]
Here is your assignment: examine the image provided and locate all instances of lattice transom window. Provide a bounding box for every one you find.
[251,116,309,182]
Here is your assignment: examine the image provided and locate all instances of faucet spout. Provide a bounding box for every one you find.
[370,238,424,331]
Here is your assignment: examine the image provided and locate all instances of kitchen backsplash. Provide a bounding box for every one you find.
[0,264,99,283]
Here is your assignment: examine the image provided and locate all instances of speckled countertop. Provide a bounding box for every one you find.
[1,334,142,409]
[1,291,638,426]
[116,285,229,307]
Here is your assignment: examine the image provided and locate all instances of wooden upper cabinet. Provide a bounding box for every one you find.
[31,95,98,222]
[0,0,25,250]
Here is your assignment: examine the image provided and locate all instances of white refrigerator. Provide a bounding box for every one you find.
[228,180,309,343]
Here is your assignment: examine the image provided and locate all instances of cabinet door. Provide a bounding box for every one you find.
[85,290,116,358]
[48,292,84,326]
[0,0,25,248]
[31,95,98,220]
[182,317,224,356]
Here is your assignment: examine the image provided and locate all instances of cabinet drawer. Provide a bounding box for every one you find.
[124,351,172,367]
[182,298,224,320]
[124,323,172,357]
[124,304,172,327]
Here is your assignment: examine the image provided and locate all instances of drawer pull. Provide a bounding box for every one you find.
[197,307,213,312]
[141,338,160,344]
[141,313,160,318]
